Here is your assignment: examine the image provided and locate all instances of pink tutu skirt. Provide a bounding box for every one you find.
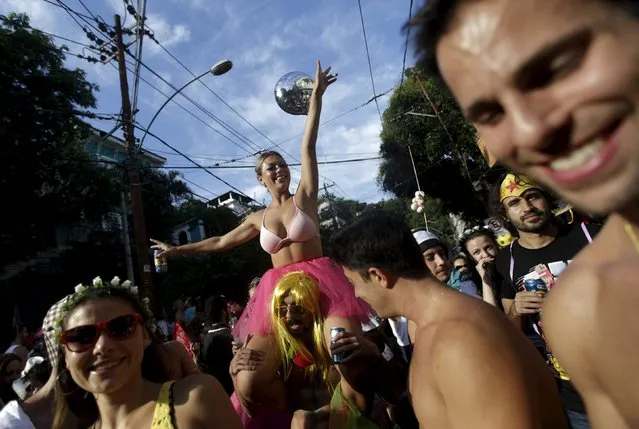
[233,257,372,341]
[231,393,292,429]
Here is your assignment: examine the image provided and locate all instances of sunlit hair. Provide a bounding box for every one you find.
[255,150,285,176]
[270,271,331,384]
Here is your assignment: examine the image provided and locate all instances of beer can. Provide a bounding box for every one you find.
[154,249,167,273]
[330,327,345,364]
[524,278,548,294]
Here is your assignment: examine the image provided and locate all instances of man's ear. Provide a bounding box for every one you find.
[367,267,395,290]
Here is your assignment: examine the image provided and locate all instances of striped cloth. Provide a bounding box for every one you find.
[42,296,70,368]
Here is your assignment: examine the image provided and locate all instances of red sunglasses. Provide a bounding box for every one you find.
[60,313,143,352]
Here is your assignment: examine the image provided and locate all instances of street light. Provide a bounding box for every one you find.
[138,59,233,148]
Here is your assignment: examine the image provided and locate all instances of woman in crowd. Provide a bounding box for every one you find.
[0,353,22,408]
[460,227,501,307]
[52,277,241,429]
[151,58,370,402]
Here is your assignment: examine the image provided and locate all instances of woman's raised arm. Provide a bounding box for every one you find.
[297,60,337,201]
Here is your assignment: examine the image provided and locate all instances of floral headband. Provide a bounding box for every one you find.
[54,276,155,338]
[459,225,495,241]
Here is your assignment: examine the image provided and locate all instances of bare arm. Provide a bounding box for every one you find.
[232,336,287,416]
[174,373,244,429]
[325,316,372,414]
[164,340,200,377]
[151,211,261,257]
[432,321,539,429]
[544,260,639,427]
[298,61,337,201]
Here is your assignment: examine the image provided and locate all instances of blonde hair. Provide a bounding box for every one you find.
[255,151,284,175]
[270,272,332,384]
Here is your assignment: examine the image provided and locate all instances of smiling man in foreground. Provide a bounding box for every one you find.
[330,210,568,429]
[407,0,639,427]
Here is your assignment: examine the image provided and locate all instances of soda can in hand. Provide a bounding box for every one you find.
[330,327,345,364]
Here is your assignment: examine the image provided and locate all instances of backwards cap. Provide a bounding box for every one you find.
[413,230,446,253]
[499,173,540,202]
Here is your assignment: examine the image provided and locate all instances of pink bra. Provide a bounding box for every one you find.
[260,198,318,254]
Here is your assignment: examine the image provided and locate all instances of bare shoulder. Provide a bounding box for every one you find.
[173,373,243,428]
[544,255,639,375]
[245,209,264,225]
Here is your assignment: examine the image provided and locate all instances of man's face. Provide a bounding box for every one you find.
[437,0,639,217]
[341,267,391,318]
[278,294,313,338]
[452,257,471,274]
[422,245,451,282]
[502,188,552,233]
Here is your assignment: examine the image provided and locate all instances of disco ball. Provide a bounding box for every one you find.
[274,71,314,115]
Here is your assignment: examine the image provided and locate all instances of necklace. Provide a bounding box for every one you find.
[624,222,639,253]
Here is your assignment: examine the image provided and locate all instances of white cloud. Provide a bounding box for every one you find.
[240,35,293,67]
[145,14,190,55]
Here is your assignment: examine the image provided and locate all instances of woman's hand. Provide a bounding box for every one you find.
[150,238,178,259]
[476,257,494,285]
[230,348,265,376]
[312,60,337,97]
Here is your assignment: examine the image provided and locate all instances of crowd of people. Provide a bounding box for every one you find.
[1,0,639,427]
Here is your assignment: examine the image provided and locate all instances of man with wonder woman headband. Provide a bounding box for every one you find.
[230,272,391,429]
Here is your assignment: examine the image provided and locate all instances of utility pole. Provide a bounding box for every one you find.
[114,14,154,305]
[322,182,340,229]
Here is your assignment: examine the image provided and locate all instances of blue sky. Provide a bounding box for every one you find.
[1,0,416,204]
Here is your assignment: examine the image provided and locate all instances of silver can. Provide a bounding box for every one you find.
[330,327,345,364]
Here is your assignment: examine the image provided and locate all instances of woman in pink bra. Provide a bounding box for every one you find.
[151,60,372,423]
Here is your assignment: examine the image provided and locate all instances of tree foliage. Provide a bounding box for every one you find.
[0,13,120,264]
[378,67,488,222]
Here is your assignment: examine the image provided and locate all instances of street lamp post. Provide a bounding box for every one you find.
[138,59,233,149]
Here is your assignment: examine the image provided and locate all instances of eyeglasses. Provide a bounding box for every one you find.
[60,313,142,352]
[277,304,308,317]
[454,264,469,270]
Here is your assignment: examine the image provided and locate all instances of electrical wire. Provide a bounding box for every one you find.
[356,0,383,123]
[132,57,262,154]
[399,0,414,89]
[131,123,263,205]
[156,156,381,169]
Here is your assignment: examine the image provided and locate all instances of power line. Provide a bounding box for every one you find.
[132,57,262,154]
[157,156,381,169]
[144,28,288,155]
[275,86,396,147]
[132,123,263,205]
[399,0,414,89]
[112,59,257,156]
[356,0,383,123]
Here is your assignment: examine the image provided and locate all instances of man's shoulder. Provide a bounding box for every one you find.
[417,318,489,359]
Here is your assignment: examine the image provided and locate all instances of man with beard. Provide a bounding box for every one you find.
[491,173,600,428]
[407,1,639,426]
[231,271,384,429]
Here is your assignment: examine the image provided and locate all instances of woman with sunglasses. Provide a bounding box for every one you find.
[53,278,242,429]
[460,227,501,307]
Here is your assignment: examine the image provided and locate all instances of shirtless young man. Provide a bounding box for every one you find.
[330,211,568,429]
[407,1,639,426]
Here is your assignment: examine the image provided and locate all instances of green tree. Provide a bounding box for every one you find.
[378,67,488,221]
[0,13,120,264]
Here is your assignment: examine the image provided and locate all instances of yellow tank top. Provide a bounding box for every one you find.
[151,381,176,429]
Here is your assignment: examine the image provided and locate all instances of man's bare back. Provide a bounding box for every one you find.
[544,215,639,428]
[407,281,568,429]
